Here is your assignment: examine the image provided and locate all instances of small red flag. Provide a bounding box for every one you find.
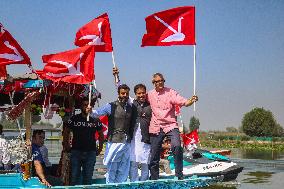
[74,13,113,52]
[0,23,31,66]
[41,45,95,84]
[175,105,181,116]
[141,6,195,46]
[95,115,108,140]
[182,129,199,146]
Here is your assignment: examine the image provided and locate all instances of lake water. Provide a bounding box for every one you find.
[44,140,284,189]
[204,148,284,189]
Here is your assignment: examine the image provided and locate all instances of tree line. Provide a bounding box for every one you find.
[184,107,283,137]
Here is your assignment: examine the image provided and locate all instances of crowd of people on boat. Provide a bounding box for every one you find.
[0,70,198,187]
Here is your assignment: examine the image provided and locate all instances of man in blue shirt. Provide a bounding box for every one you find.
[32,130,62,186]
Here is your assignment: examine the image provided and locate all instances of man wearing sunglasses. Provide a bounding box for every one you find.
[148,73,198,180]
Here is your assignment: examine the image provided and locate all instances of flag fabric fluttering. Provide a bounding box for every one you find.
[74,13,113,52]
[0,23,31,66]
[182,129,199,147]
[94,115,108,140]
[40,45,95,84]
[0,66,7,79]
[141,6,195,47]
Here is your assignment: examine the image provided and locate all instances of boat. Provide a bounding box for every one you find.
[160,149,243,182]
[0,77,223,188]
[0,171,222,189]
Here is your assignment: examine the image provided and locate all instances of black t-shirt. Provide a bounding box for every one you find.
[68,113,102,151]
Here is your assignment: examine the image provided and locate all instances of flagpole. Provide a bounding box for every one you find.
[93,80,100,107]
[111,51,120,85]
[87,83,92,121]
[193,45,196,111]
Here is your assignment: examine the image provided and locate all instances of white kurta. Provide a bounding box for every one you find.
[130,123,151,164]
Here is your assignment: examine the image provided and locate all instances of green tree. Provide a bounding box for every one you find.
[189,116,200,132]
[241,107,282,137]
[273,124,284,137]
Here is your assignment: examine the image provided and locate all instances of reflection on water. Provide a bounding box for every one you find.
[230,148,284,160]
[242,171,274,184]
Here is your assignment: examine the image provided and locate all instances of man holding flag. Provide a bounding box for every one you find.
[87,84,135,184]
[147,73,198,180]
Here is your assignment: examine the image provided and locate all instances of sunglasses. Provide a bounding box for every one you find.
[152,79,165,84]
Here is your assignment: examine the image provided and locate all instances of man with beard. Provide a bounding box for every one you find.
[87,84,135,184]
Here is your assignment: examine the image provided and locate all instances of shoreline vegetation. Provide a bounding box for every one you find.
[199,131,284,151]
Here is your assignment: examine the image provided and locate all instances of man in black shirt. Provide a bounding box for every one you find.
[67,97,104,185]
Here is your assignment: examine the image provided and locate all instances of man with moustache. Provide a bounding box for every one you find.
[87,84,135,184]
[129,84,152,181]
[148,73,198,180]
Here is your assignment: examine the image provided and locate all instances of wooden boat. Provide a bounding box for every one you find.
[0,172,222,189]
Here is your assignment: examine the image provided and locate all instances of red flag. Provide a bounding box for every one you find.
[0,66,7,79]
[141,6,195,46]
[41,45,95,84]
[74,13,113,52]
[95,115,108,140]
[0,23,31,66]
[175,105,181,116]
[182,129,199,146]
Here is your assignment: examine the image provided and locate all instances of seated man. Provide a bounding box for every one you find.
[40,144,53,174]
[32,130,62,187]
[159,137,172,174]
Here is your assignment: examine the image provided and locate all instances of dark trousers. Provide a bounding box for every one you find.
[70,150,96,185]
[149,128,183,180]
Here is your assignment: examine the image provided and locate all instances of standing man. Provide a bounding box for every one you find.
[67,97,104,185]
[148,73,198,180]
[129,84,151,182]
[87,84,135,184]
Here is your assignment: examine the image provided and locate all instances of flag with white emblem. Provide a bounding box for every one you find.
[0,23,31,66]
[41,45,95,84]
[0,65,7,79]
[182,129,199,147]
[141,6,195,46]
[74,13,113,52]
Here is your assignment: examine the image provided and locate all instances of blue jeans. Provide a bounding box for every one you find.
[70,150,96,185]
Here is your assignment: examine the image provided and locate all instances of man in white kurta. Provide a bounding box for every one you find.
[129,84,152,181]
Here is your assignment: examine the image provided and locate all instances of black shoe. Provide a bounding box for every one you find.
[178,176,184,180]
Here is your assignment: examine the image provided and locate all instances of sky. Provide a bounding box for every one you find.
[0,0,283,131]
